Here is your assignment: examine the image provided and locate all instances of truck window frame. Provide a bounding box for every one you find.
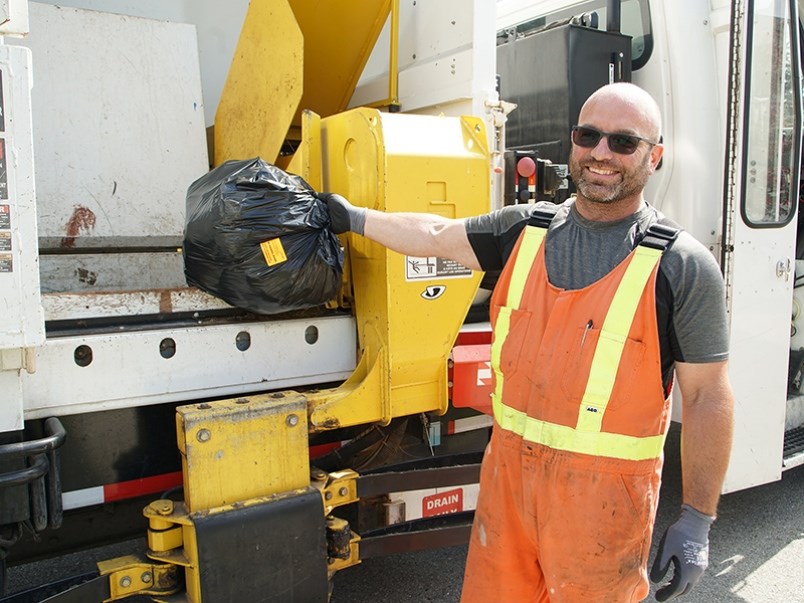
[739,0,801,229]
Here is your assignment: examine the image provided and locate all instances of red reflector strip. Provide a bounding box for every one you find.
[103,471,183,503]
[64,441,347,511]
[309,441,342,459]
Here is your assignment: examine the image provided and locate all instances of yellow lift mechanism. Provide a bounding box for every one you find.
[98,1,492,599]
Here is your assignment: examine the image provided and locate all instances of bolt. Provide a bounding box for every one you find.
[339,487,348,497]
[236,398,249,404]
[325,491,333,501]
[312,468,327,480]
[197,403,211,410]
[141,572,152,584]
[197,429,211,443]
[328,557,335,565]
[150,499,174,516]
[271,392,285,399]
[120,576,132,588]
[286,414,299,427]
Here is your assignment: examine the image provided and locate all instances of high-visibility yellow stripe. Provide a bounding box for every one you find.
[507,227,546,309]
[491,226,546,420]
[575,246,662,432]
[491,306,511,385]
[493,392,665,460]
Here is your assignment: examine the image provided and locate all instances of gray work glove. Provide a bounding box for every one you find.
[316,192,367,235]
[650,504,715,601]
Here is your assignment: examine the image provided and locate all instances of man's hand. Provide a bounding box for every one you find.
[650,505,715,601]
[317,192,367,235]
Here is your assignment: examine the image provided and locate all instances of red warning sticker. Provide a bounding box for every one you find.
[422,488,463,517]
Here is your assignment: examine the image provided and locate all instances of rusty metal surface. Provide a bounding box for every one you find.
[41,287,233,322]
[39,253,186,295]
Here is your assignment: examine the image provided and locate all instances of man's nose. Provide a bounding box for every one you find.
[590,135,614,160]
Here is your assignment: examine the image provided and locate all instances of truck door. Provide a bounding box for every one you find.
[722,0,801,492]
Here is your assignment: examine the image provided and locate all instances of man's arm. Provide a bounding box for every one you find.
[650,359,734,600]
[363,210,481,271]
[321,193,482,271]
[674,359,734,514]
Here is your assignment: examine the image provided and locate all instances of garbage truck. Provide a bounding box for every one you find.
[0,0,802,600]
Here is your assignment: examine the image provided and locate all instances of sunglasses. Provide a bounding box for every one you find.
[571,125,657,155]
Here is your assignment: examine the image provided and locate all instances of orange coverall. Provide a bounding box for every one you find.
[461,224,671,602]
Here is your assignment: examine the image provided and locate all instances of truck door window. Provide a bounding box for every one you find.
[500,0,653,70]
[741,0,800,226]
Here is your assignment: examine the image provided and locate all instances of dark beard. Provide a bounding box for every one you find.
[569,154,652,204]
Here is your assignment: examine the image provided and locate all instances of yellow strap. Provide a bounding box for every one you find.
[491,227,546,410]
[508,227,547,310]
[576,246,662,431]
[493,394,665,460]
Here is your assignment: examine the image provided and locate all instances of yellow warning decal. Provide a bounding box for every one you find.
[260,238,287,266]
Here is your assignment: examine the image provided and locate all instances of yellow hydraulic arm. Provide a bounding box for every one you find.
[81,1,492,600]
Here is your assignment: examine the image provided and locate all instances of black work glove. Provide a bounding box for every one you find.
[316,192,367,235]
[650,504,715,601]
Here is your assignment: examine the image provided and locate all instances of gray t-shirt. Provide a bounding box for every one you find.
[465,200,729,387]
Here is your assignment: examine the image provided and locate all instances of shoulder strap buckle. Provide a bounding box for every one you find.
[640,219,681,252]
[528,204,560,229]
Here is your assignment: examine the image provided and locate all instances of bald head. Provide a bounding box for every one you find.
[569,82,665,220]
[581,83,662,142]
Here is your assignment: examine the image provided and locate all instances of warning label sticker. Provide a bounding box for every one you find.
[0,204,9,230]
[405,256,472,281]
[422,488,464,518]
[0,231,10,252]
[0,253,11,273]
[260,238,287,266]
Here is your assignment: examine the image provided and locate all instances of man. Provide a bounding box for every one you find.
[321,83,734,602]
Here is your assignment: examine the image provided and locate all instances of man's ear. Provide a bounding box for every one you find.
[650,142,665,171]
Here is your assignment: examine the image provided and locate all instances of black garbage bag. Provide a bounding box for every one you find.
[183,157,343,314]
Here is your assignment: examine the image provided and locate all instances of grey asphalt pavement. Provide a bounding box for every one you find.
[6,429,804,602]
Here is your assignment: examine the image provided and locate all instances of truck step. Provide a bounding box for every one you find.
[782,426,804,469]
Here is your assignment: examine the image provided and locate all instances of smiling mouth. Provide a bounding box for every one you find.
[586,166,618,176]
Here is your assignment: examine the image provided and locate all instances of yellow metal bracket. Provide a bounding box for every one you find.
[365,0,401,111]
[327,532,362,573]
[321,469,359,514]
[98,554,181,601]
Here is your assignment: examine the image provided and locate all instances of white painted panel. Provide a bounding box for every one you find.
[0,44,43,350]
[22,316,357,418]
[0,43,42,432]
[0,0,27,35]
[352,0,497,117]
[724,223,795,492]
[29,0,250,126]
[10,4,209,245]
